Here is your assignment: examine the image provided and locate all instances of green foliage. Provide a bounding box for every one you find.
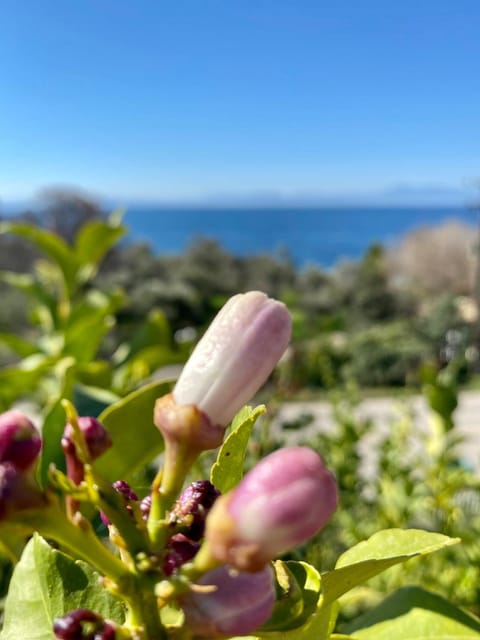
[343,587,480,639]
[95,380,172,482]
[0,215,183,415]
[321,529,459,606]
[294,364,480,617]
[343,322,429,387]
[0,535,124,640]
[211,405,266,492]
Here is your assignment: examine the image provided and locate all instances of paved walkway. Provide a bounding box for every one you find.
[272,390,480,472]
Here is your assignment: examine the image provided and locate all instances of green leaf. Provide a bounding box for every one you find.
[74,217,126,282]
[114,309,173,365]
[0,332,39,357]
[263,561,322,632]
[210,405,266,493]
[0,223,78,293]
[321,529,460,606]
[39,400,68,487]
[95,380,173,482]
[0,534,124,640]
[0,356,54,410]
[343,586,480,639]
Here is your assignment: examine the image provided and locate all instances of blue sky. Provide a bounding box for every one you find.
[1,1,480,205]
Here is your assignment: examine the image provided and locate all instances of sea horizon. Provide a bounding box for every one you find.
[3,202,477,268]
[123,205,477,268]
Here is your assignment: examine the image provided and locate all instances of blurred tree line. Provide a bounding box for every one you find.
[0,190,477,391]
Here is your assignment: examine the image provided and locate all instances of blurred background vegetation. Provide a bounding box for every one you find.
[1,191,480,623]
[1,190,478,398]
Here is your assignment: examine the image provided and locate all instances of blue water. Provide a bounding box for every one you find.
[124,207,475,267]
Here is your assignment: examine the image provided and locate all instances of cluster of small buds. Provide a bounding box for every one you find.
[0,410,44,522]
[100,480,138,527]
[4,291,339,640]
[53,609,117,640]
[163,533,200,576]
[169,480,220,540]
[161,480,221,575]
[61,417,112,485]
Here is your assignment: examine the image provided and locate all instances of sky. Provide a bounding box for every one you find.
[1,1,480,205]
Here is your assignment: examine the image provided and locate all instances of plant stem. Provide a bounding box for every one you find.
[23,504,128,583]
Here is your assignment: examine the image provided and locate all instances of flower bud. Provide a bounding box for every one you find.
[62,417,112,485]
[169,480,220,541]
[163,533,200,576]
[205,447,338,571]
[0,462,46,521]
[100,480,138,526]
[53,608,116,639]
[181,564,275,637]
[0,410,42,470]
[173,291,291,428]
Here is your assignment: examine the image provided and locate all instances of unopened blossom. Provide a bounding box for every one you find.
[205,447,338,571]
[53,609,116,640]
[62,417,112,485]
[0,462,46,521]
[0,410,42,470]
[172,291,291,428]
[181,564,275,637]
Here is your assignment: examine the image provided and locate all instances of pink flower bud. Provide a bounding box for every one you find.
[205,447,338,571]
[181,564,275,637]
[0,410,42,470]
[0,462,46,521]
[173,291,291,427]
[62,417,112,485]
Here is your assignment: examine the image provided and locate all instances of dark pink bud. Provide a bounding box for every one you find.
[62,417,112,484]
[0,462,45,521]
[169,480,220,540]
[163,533,200,576]
[181,564,275,637]
[0,410,42,470]
[100,480,138,526]
[205,447,338,571]
[62,417,112,460]
[53,608,116,639]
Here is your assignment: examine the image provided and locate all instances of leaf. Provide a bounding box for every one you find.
[39,400,68,487]
[114,309,173,365]
[343,586,480,639]
[320,529,459,606]
[0,534,124,640]
[74,217,126,282]
[0,332,39,357]
[0,223,78,293]
[0,356,54,410]
[263,561,322,632]
[95,380,173,482]
[210,405,266,493]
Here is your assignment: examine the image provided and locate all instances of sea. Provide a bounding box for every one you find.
[123,206,477,268]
